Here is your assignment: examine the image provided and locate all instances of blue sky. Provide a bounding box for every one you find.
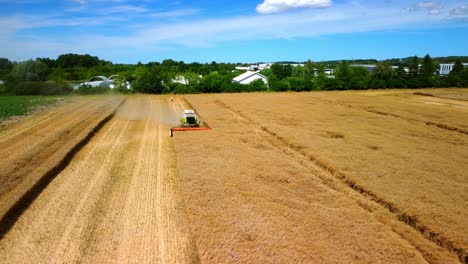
[0,0,467,63]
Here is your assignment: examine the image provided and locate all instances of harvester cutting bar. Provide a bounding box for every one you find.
[169,127,211,137]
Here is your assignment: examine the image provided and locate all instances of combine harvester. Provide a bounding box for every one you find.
[170,109,211,137]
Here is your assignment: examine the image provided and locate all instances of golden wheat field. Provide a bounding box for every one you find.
[0,89,467,264]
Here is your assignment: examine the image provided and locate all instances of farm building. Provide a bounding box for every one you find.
[235,63,273,71]
[233,71,268,85]
[172,75,190,85]
[0,80,4,86]
[438,63,468,75]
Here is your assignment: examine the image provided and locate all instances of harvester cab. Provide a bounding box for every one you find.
[181,110,200,127]
[170,109,210,137]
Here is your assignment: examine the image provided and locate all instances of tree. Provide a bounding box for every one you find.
[312,74,338,90]
[304,59,315,81]
[420,54,435,87]
[421,54,434,77]
[0,58,14,72]
[132,66,163,94]
[408,56,419,78]
[11,60,48,81]
[349,67,370,89]
[291,65,305,79]
[451,60,464,75]
[260,68,273,78]
[200,72,224,93]
[335,61,351,89]
[37,57,57,68]
[57,54,100,68]
[368,64,393,89]
[447,60,465,87]
[0,58,14,80]
[247,79,268,92]
[285,77,307,92]
[183,72,202,86]
[271,64,292,80]
[268,74,288,91]
[315,63,326,75]
[390,65,407,88]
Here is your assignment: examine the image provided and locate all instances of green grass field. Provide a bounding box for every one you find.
[0,96,58,120]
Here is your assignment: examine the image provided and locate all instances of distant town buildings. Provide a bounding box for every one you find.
[235,63,306,71]
[235,63,273,71]
[232,61,468,84]
[350,64,409,73]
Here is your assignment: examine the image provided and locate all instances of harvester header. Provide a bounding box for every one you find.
[170,109,211,137]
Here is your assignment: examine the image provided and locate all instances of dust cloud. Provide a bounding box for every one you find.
[115,96,182,127]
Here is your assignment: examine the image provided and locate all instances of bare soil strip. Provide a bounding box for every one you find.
[0,96,198,263]
[214,98,464,263]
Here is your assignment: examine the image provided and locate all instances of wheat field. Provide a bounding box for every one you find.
[0,89,467,263]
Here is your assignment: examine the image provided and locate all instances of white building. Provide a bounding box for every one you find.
[439,64,454,75]
[172,75,190,85]
[258,63,272,70]
[0,80,4,86]
[236,63,273,71]
[235,66,250,71]
[324,69,334,75]
[439,63,468,75]
[79,76,112,88]
[233,71,268,85]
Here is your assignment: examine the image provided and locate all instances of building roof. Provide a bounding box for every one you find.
[233,71,267,83]
[89,76,108,81]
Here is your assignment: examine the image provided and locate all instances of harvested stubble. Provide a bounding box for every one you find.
[0,95,198,263]
[0,96,123,226]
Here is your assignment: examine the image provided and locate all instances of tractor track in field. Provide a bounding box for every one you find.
[413,92,468,102]
[317,97,468,136]
[214,99,466,263]
[0,98,125,239]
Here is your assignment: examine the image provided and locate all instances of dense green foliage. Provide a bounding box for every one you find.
[0,53,467,96]
[0,96,57,119]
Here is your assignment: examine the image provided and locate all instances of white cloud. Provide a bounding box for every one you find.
[0,1,464,62]
[256,0,331,14]
[72,0,86,4]
[148,8,199,18]
[102,5,147,14]
[450,5,467,16]
[410,1,443,15]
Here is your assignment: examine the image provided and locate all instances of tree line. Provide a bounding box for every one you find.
[0,53,467,96]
